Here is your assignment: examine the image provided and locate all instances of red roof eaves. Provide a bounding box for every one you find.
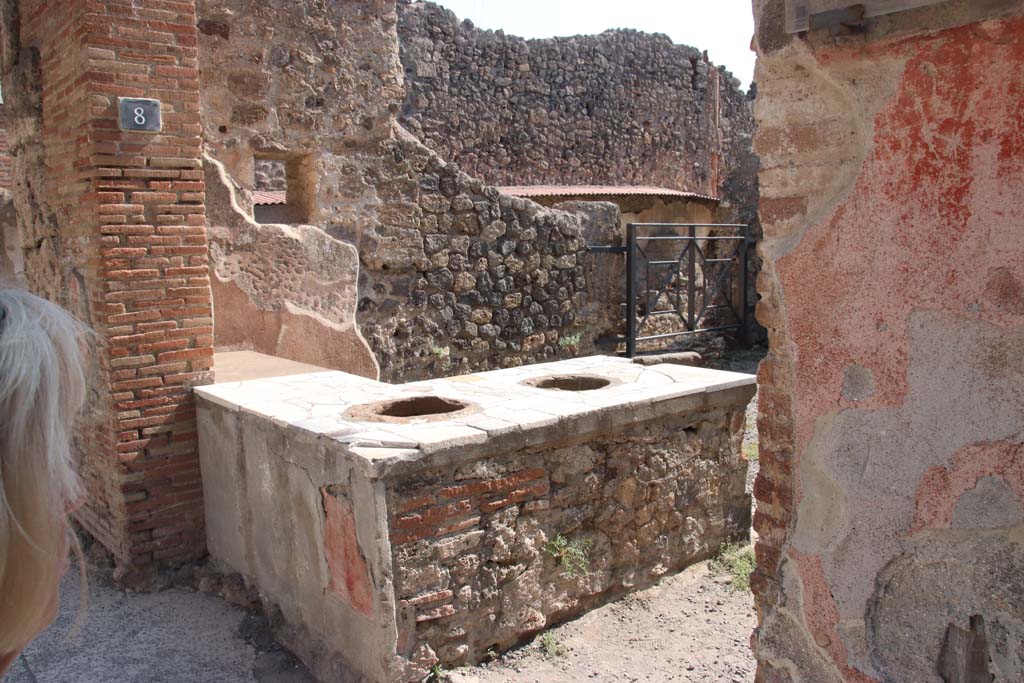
[497,185,719,202]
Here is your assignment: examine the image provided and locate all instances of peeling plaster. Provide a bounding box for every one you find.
[754,10,1024,682]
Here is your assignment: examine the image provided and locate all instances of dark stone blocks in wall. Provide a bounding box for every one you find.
[359,135,605,383]
[396,0,756,208]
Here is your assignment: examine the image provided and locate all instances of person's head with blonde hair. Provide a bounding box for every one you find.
[0,285,88,675]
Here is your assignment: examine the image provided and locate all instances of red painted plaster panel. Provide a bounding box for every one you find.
[910,440,1024,533]
[766,15,1024,681]
[323,489,374,617]
[779,16,1024,454]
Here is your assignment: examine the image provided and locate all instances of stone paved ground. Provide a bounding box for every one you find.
[3,349,762,683]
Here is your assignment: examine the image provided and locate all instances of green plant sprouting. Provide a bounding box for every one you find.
[742,440,759,462]
[557,332,582,349]
[545,533,591,578]
[424,662,447,682]
[538,630,566,659]
[709,540,755,592]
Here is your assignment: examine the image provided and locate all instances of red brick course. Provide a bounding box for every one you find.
[389,468,550,546]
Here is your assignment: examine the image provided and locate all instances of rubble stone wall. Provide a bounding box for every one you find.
[397,0,752,199]
[0,188,17,280]
[253,158,285,191]
[0,107,13,280]
[203,154,379,379]
[197,0,407,379]
[750,1,1024,681]
[197,0,615,383]
[0,107,12,191]
[397,0,763,340]
[388,402,752,667]
[359,130,599,382]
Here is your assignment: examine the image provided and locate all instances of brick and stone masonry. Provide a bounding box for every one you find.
[198,0,767,384]
[1,0,759,579]
[750,1,1024,681]
[195,356,755,681]
[0,0,212,578]
[387,406,749,667]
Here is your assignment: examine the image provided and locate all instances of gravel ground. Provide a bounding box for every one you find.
[446,560,756,683]
[2,565,313,683]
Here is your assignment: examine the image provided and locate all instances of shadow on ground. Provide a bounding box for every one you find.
[2,564,314,683]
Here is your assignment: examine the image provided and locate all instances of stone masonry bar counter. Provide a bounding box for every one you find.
[195,356,755,682]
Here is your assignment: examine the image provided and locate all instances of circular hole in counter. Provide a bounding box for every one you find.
[522,374,612,392]
[377,396,466,418]
[344,396,477,423]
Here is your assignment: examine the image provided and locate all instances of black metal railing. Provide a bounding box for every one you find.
[625,223,748,357]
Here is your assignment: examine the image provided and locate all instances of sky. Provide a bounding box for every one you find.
[432,0,756,89]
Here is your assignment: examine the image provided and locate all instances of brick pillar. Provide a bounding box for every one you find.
[6,0,211,578]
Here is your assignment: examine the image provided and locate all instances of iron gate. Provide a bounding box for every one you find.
[624,223,748,357]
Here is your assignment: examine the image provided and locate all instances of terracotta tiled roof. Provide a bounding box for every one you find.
[497,185,718,202]
[252,190,287,205]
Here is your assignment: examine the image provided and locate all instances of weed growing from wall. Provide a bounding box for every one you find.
[743,441,759,462]
[545,534,591,577]
[557,333,581,350]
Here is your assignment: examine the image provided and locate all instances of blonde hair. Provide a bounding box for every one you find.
[0,285,88,654]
